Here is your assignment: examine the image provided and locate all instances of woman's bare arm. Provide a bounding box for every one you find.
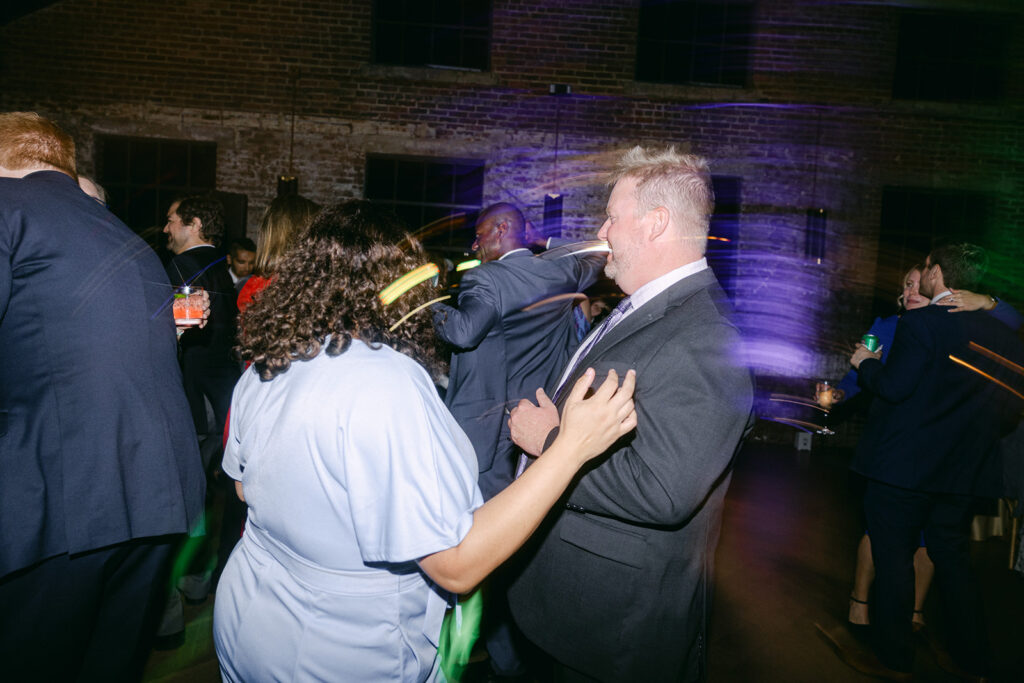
[418,368,636,593]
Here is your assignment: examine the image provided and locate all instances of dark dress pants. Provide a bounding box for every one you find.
[0,535,178,683]
[863,480,989,676]
[181,348,238,442]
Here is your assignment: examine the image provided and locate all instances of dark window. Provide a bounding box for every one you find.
[96,136,217,235]
[708,176,740,299]
[364,155,485,258]
[893,11,1009,103]
[874,186,991,317]
[373,0,491,71]
[636,0,753,87]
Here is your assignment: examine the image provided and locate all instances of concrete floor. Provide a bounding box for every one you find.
[142,437,1024,682]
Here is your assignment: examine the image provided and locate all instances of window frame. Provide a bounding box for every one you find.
[363,154,487,258]
[635,0,754,88]
[371,0,492,72]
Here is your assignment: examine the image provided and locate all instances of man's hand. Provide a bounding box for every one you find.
[850,342,882,369]
[509,386,560,457]
[175,289,211,338]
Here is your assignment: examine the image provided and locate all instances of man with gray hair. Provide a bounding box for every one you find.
[508,146,753,681]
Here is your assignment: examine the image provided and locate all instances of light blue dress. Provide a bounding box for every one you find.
[213,340,483,682]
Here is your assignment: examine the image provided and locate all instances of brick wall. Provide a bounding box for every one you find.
[2,0,1022,389]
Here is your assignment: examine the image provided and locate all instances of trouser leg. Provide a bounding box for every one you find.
[924,493,990,677]
[863,480,925,672]
[0,536,177,683]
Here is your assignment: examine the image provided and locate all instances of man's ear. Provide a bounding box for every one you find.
[225,253,234,266]
[188,217,203,237]
[647,206,670,241]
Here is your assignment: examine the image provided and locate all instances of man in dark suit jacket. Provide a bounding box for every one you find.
[164,195,240,446]
[163,195,242,601]
[0,112,206,680]
[508,147,753,682]
[432,202,602,678]
[849,243,1024,679]
[433,203,603,500]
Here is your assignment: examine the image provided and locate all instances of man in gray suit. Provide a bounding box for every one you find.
[508,147,753,682]
[432,202,602,678]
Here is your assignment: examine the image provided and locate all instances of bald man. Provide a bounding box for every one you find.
[431,202,602,677]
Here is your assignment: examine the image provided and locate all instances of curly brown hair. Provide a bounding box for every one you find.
[237,200,446,382]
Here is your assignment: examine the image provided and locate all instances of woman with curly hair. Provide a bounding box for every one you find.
[212,200,637,682]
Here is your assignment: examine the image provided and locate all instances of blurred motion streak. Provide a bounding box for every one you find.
[379,263,440,306]
[968,341,1024,376]
[522,292,587,312]
[760,416,828,434]
[389,295,451,332]
[948,355,1024,402]
[769,394,829,414]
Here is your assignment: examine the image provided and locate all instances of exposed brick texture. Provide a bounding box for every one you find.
[2,0,1022,388]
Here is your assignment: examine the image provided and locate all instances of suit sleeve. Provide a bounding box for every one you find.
[990,300,1024,332]
[566,320,752,526]
[857,312,932,403]
[574,253,605,290]
[836,315,895,401]
[432,268,500,349]
[0,213,10,321]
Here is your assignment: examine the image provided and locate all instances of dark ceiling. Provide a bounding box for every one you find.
[1,0,61,26]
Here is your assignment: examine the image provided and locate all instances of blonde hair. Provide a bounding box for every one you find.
[609,145,714,253]
[254,194,320,276]
[0,112,77,177]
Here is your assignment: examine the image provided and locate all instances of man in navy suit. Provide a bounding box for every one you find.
[432,202,602,678]
[507,147,753,682]
[850,243,1024,680]
[0,112,205,680]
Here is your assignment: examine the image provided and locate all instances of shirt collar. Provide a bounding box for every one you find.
[498,248,532,261]
[930,290,953,304]
[626,258,709,313]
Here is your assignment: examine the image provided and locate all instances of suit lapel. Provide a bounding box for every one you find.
[560,268,718,402]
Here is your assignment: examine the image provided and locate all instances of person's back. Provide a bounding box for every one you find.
[0,115,204,681]
[443,251,602,425]
[227,340,477,571]
[0,170,204,574]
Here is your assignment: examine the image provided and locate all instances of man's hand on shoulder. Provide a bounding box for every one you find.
[509,387,560,457]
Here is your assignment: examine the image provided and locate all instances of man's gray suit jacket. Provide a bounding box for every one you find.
[433,249,602,500]
[508,267,754,682]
